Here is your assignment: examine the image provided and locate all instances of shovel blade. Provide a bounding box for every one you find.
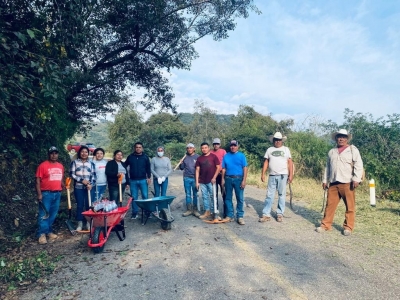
[65,220,76,235]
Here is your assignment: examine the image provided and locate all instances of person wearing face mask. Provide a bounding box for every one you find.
[150,146,172,197]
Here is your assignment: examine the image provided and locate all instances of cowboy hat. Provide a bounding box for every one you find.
[331,129,352,141]
[268,132,287,143]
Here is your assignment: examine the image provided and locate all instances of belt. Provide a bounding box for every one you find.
[184,175,195,178]
[225,175,242,178]
[41,190,61,193]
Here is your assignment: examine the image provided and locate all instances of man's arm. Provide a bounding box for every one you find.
[195,166,200,190]
[261,159,269,183]
[288,158,294,183]
[36,177,42,201]
[241,166,248,189]
[211,164,221,184]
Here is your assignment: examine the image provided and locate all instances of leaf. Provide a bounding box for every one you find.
[0,260,5,267]
[26,29,35,39]
[13,32,26,44]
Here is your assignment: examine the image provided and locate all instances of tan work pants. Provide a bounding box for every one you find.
[321,182,356,231]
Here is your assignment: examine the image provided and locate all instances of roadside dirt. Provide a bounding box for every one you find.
[4,171,400,300]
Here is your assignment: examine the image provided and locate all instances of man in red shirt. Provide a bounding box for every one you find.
[195,142,221,220]
[35,146,64,244]
[212,138,227,217]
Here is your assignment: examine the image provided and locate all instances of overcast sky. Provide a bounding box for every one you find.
[136,0,399,125]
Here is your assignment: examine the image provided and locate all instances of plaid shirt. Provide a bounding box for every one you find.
[70,159,96,189]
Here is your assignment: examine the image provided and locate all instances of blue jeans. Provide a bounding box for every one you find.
[130,179,148,216]
[262,174,288,217]
[183,177,198,207]
[37,191,61,237]
[74,188,90,221]
[200,183,214,212]
[153,177,168,197]
[224,176,245,219]
[91,185,107,203]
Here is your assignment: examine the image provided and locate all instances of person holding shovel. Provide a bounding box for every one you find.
[70,146,96,231]
[151,146,172,197]
[179,143,200,217]
[105,150,129,203]
[196,142,221,220]
[35,146,64,244]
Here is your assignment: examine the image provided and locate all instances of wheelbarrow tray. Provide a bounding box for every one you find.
[82,197,132,253]
[135,196,176,230]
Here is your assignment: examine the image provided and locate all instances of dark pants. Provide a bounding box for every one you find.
[109,183,127,206]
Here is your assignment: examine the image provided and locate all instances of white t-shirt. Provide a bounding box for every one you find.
[264,146,291,175]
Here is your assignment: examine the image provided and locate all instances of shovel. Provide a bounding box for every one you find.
[203,183,230,224]
[321,186,328,213]
[65,177,76,235]
[39,201,49,220]
[118,174,124,207]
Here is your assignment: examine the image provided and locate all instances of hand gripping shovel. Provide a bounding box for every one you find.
[39,202,49,220]
[203,183,229,224]
[65,177,76,235]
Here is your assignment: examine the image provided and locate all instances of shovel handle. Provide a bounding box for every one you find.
[88,188,91,207]
[174,154,186,171]
[118,173,124,184]
[65,177,71,189]
[67,188,72,209]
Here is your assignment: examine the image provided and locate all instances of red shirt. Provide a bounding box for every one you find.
[212,149,226,164]
[195,153,220,184]
[36,160,64,191]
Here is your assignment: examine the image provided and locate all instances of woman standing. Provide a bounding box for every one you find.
[150,146,172,197]
[105,150,129,203]
[70,146,96,231]
[91,148,108,202]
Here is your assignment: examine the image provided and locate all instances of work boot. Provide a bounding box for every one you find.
[182,204,193,217]
[199,210,211,220]
[76,221,83,231]
[38,234,47,245]
[192,208,201,218]
[47,233,58,241]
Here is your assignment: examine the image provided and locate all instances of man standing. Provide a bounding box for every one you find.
[35,146,64,244]
[317,129,363,236]
[259,132,293,223]
[212,138,227,217]
[179,143,200,217]
[196,142,221,220]
[221,140,248,225]
[125,142,151,219]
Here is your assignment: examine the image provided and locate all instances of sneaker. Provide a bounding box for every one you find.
[316,226,328,233]
[199,210,211,220]
[131,214,138,220]
[76,221,83,231]
[38,234,47,245]
[47,233,58,241]
[237,218,245,225]
[276,215,283,222]
[343,229,352,236]
[258,215,271,223]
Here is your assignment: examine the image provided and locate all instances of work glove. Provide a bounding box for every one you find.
[161,176,166,182]
[157,177,162,185]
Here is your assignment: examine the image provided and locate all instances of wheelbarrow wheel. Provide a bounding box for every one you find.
[92,227,105,253]
[160,208,172,230]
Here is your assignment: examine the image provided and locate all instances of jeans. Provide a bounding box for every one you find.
[200,183,214,212]
[183,177,198,207]
[37,191,61,237]
[153,177,168,197]
[108,183,127,205]
[262,174,288,217]
[130,179,148,216]
[74,188,90,221]
[224,176,245,219]
[91,184,107,203]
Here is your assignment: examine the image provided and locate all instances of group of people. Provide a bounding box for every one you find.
[35,129,363,244]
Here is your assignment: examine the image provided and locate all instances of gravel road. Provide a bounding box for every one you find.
[20,171,400,300]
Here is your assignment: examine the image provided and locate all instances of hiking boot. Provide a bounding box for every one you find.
[237,218,245,225]
[276,214,283,222]
[182,204,193,217]
[76,221,83,231]
[259,215,271,223]
[38,234,47,245]
[199,210,211,220]
[222,217,233,222]
[192,209,201,218]
[343,229,352,236]
[47,233,58,241]
[316,226,328,233]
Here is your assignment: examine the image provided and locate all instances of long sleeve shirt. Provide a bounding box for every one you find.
[323,145,363,184]
[151,157,172,178]
[70,159,96,189]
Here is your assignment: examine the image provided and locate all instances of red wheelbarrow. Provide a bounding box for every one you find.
[82,197,132,253]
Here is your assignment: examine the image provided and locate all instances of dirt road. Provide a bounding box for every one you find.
[20,171,400,299]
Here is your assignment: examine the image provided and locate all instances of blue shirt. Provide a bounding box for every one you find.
[222,152,248,176]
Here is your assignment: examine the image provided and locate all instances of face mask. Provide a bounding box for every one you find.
[157,152,164,157]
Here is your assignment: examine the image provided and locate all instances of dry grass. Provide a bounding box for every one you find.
[247,172,400,250]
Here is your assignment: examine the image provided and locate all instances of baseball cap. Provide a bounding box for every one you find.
[213,138,221,144]
[186,143,195,148]
[48,146,59,154]
[230,140,239,146]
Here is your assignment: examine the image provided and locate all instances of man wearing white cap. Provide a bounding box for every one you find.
[179,143,200,217]
[317,129,363,236]
[259,132,293,223]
